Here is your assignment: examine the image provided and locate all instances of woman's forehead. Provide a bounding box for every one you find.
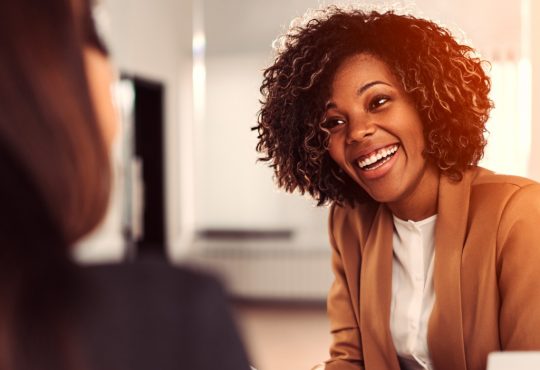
[332,54,397,89]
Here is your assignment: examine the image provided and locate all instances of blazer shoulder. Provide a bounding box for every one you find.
[82,259,226,307]
[472,168,538,189]
[79,260,251,370]
[468,168,540,217]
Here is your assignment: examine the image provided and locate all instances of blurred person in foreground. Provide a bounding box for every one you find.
[0,0,251,369]
[255,5,540,370]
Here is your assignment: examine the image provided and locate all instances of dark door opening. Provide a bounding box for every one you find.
[129,76,166,256]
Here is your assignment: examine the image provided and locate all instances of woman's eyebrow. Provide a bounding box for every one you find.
[325,101,337,110]
[356,80,391,96]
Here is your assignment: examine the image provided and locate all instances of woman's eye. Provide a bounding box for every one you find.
[323,117,346,130]
[368,95,390,111]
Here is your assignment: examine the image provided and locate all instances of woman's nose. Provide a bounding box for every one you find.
[345,115,376,144]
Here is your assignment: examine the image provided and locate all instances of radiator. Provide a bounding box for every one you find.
[186,239,333,301]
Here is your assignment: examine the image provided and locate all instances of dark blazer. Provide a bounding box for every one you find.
[79,259,251,370]
[325,167,540,370]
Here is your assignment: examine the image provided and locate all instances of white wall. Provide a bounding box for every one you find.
[195,52,328,248]
[77,0,194,262]
[77,0,539,263]
[105,0,194,258]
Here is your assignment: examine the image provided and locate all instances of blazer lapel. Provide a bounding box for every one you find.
[428,171,476,370]
[360,204,400,370]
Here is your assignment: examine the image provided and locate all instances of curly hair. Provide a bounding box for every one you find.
[255,6,493,206]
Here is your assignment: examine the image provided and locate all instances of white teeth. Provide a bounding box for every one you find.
[357,145,398,170]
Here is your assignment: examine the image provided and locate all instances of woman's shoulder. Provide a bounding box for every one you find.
[471,166,539,189]
[469,166,540,214]
[82,257,219,282]
[81,257,226,304]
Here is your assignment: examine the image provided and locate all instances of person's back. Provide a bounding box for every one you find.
[79,259,250,370]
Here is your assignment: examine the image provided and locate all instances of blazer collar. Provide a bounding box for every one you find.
[357,168,478,370]
[359,203,400,370]
[427,169,478,370]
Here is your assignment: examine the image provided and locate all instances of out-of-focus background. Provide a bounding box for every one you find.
[74,1,540,369]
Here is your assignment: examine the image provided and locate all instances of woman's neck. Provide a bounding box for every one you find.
[387,164,440,221]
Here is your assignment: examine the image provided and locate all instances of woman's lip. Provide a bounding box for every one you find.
[355,145,400,180]
[353,143,400,162]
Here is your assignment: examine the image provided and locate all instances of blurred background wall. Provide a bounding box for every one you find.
[75,0,539,301]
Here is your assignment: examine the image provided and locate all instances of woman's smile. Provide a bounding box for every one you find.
[354,143,401,179]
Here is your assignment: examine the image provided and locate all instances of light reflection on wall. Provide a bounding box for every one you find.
[480,0,532,177]
[481,59,532,177]
[192,4,206,123]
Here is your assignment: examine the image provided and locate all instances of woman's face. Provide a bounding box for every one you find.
[325,53,433,207]
[83,46,119,148]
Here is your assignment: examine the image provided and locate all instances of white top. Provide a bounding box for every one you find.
[390,214,437,370]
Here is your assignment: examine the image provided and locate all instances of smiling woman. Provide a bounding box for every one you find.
[255,5,540,370]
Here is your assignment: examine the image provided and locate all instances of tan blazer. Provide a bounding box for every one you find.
[325,167,540,370]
